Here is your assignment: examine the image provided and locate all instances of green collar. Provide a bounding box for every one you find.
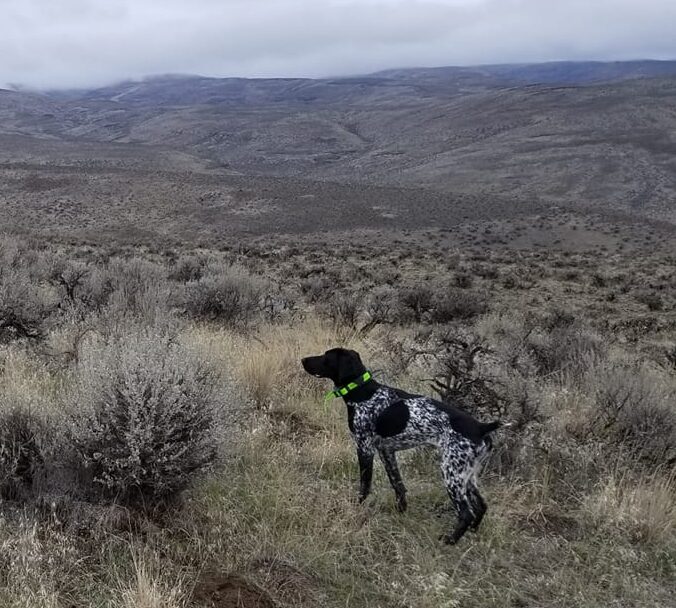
[324,371,373,402]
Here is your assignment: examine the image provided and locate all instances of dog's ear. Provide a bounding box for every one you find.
[348,349,363,364]
[335,349,365,383]
[320,349,342,383]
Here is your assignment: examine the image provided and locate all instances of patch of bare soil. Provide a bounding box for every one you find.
[193,573,276,608]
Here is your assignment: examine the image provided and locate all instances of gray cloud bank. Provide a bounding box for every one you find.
[2,0,676,89]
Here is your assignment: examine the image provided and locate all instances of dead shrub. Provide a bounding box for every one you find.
[260,292,297,323]
[428,333,506,418]
[430,288,487,323]
[0,406,45,500]
[363,286,397,330]
[396,285,434,323]
[169,254,207,283]
[0,270,54,342]
[425,331,539,428]
[322,293,362,330]
[48,257,90,304]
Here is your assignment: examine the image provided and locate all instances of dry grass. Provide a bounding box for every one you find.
[175,316,674,607]
[0,314,674,606]
[0,233,674,607]
[583,471,676,544]
[0,519,71,608]
[0,346,65,408]
[117,553,186,608]
[217,319,370,409]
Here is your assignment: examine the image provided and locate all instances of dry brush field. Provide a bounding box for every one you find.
[0,230,674,607]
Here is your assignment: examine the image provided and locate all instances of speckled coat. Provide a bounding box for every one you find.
[301,348,499,544]
[344,384,497,544]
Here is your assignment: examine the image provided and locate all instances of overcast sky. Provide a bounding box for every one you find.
[2,0,676,89]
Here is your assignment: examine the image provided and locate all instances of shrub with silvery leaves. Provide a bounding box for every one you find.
[69,329,223,506]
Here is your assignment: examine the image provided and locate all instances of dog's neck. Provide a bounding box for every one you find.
[337,373,379,403]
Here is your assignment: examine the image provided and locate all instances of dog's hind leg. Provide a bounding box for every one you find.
[379,449,407,512]
[467,481,487,531]
[443,482,475,545]
[438,442,476,544]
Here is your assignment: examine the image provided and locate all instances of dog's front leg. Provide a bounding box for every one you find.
[379,449,407,512]
[357,447,374,503]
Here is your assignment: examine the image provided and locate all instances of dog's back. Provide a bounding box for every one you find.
[356,385,499,446]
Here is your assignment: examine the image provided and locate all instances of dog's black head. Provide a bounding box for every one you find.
[302,348,366,386]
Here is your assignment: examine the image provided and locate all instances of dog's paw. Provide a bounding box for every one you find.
[396,495,407,513]
[439,533,457,545]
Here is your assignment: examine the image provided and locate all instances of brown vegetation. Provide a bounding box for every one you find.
[0,231,673,607]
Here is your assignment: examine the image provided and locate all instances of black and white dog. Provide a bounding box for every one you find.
[302,348,499,544]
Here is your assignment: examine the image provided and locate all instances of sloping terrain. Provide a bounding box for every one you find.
[1,60,676,245]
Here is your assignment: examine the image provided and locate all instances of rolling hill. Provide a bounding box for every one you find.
[1,60,675,246]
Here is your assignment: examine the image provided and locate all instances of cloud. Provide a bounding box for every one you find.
[2,0,676,89]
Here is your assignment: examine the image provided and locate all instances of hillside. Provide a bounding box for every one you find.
[1,60,676,234]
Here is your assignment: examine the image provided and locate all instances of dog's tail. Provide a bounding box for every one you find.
[479,420,501,437]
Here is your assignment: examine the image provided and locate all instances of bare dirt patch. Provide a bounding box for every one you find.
[193,573,276,608]
[250,557,323,607]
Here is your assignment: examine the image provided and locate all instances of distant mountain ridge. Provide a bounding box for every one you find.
[36,59,676,106]
[372,59,676,84]
[1,60,676,225]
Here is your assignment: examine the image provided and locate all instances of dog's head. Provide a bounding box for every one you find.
[301,348,366,386]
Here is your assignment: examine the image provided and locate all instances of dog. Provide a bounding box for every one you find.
[301,347,500,544]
